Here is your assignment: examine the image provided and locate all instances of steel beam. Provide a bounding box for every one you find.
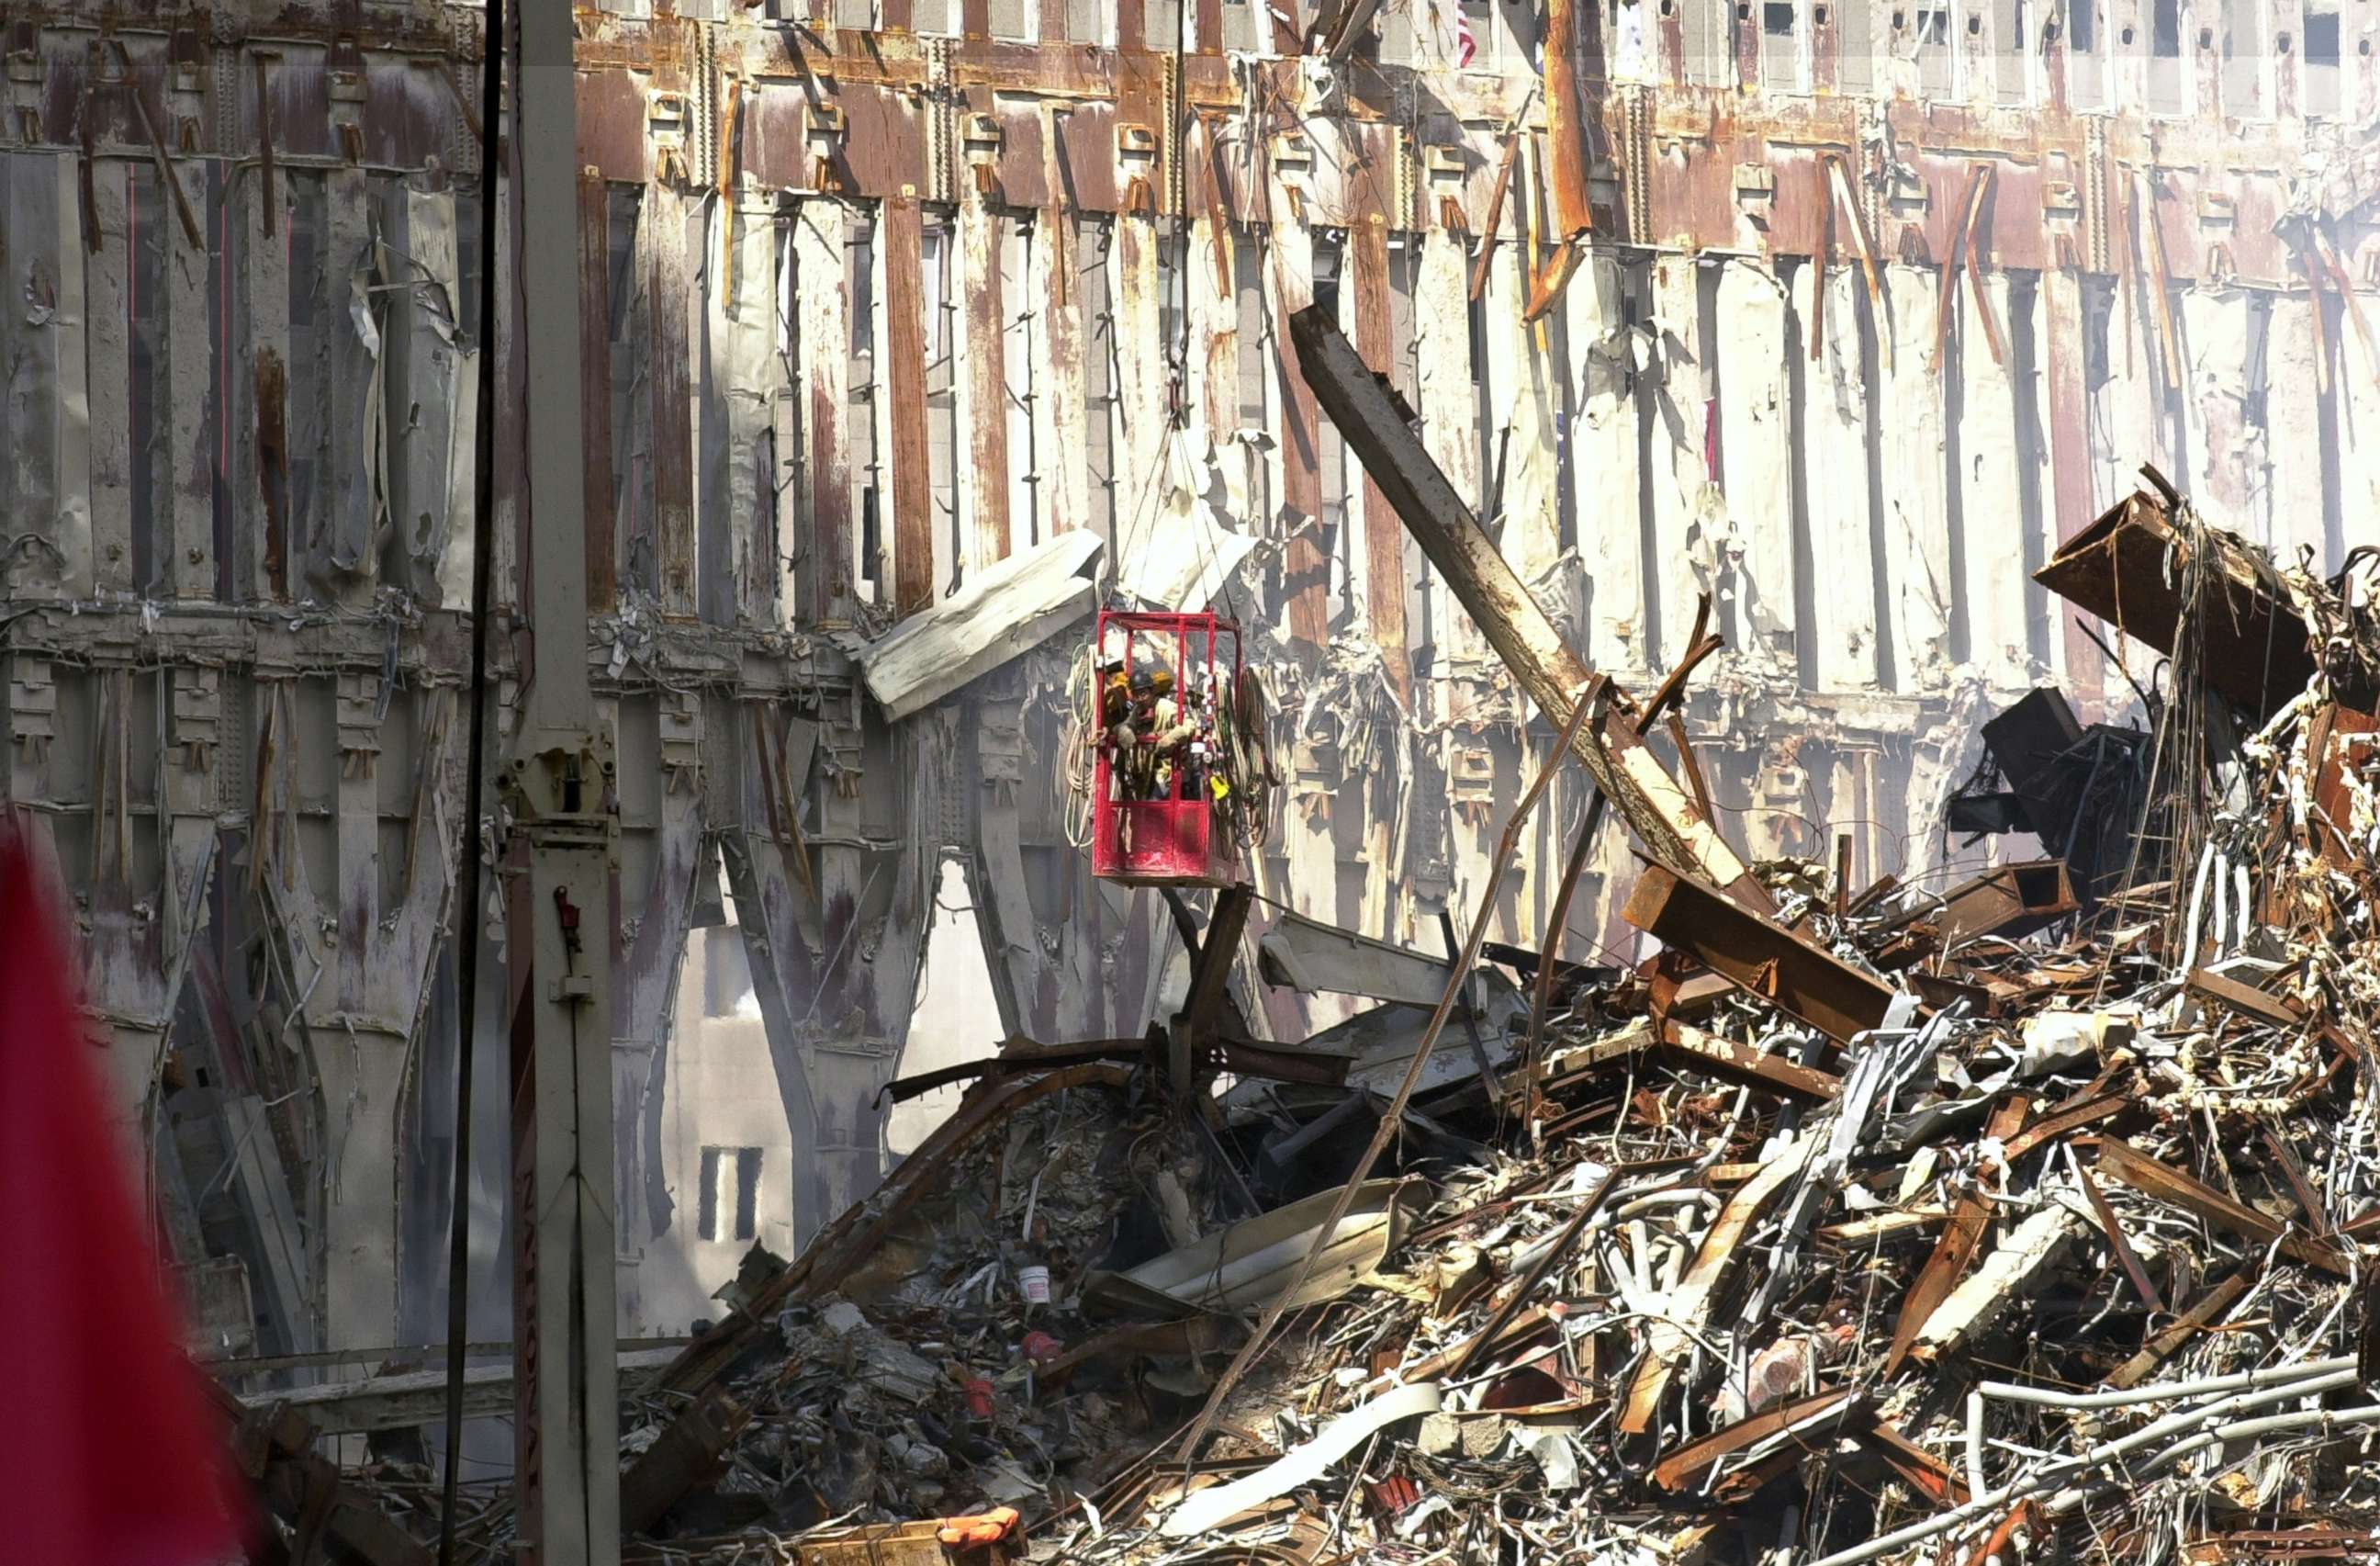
[1622,863,1898,1046]
[1286,302,1772,913]
[510,1,622,1559]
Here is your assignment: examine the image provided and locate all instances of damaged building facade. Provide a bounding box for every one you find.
[0,0,2369,1372]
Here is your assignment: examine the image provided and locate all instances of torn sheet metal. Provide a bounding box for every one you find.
[1162,1380,1443,1537]
[1714,262,1797,669]
[384,188,470,604]
[1090,1176,1429,1320]
[1880,265,1955,685]
[1117,429,1262,611]
[856,526,1104,721]
[1257,907,1474,1008]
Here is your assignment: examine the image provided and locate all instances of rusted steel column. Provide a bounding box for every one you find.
[1714,262,1796,667]
[239,150,291,603]
[2039,265,2106,715]
[1660,0,1687,87]
[2195,6,2223,121]
[320,167,374,605]
[1191,211,1238,448]
[1351,217,1409,698]
[1111,210,1170,558]
[2266,292,2331,568]
[795,203,855,625]
[727,188,783,625]
[2274,0,2305,118]
[1544,0,1596,243]
[648,186,697,616]
[1813,0,1839,91]
[87,164,132,598]
[1274,235,1330,652]
[580,171,617,611]
[2044,0,2072,108]
[161,163,214,602]
[1793,256,1879,692]
[883,196,936,615]
[1032,208,1093,535]
[960,197,1012,569]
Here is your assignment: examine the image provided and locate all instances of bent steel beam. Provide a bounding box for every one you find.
[1287,302,1772,913]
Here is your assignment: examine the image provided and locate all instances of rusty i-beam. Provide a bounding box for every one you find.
[1286,303,1774,913]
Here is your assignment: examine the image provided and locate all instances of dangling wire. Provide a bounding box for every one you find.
[1061,639,1099,851]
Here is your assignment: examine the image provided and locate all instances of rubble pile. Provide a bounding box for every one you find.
[605,479,2380,1565]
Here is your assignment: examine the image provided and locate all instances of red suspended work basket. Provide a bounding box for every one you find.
[1089,609,1247,887]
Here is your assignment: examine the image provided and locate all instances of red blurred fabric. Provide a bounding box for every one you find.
[0,832,250,1564]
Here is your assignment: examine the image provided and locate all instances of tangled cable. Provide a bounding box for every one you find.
[1061,640,1099,851]
[1217,663,1275,851]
